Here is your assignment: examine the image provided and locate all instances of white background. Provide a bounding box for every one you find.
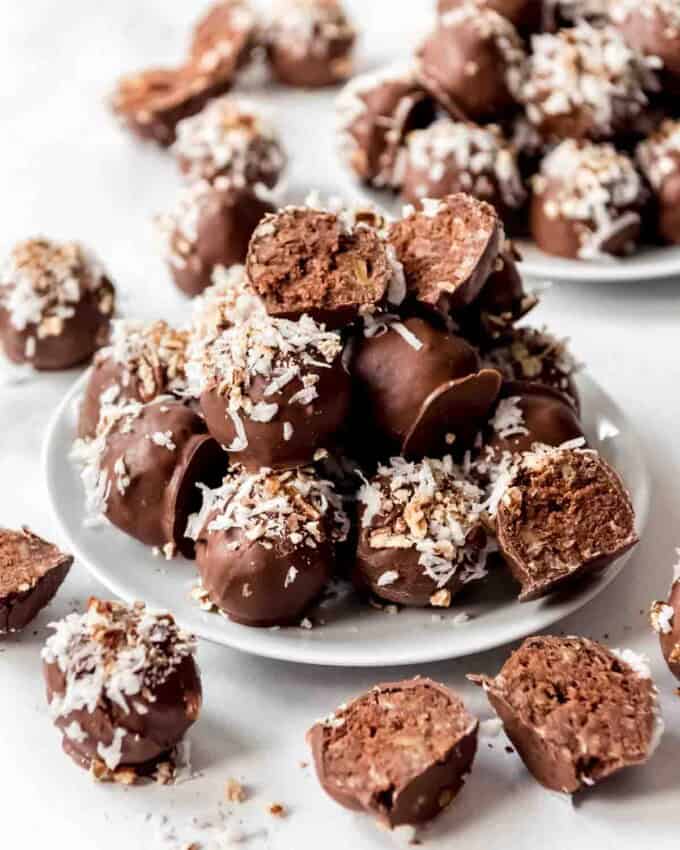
[1,2,680,848]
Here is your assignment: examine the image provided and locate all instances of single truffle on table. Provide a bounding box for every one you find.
[0,238,115,371]
[469,636,664,793]
[637,120,680,245]
[265,0,356,88]
[355,456,490,608]
[530,140,648,261]
[400,119,527,227]
[78,319,189,439]
[611,0,680,94]
[336,64,436,189]
[520,23,660,144]
[71,398,227,556]
[43,599,202,781]
[0,528,72,634]
[172,95,286,186]
[156,178,274,297]
[418,4,526,122]
[188,466,348,626]
[437,0,543,37]
[245,206,394,327]
[308,679,478,827]
[388,194,503,318]
[650,551,680,682]
[189,0,260,84]
[351,317,501,459]
[192,312,351,469]
[496,446,638,601]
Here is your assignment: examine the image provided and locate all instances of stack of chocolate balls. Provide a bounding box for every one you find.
[70,190,639,627]
[338,0,680,259]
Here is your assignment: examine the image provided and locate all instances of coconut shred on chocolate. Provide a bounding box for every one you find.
[650,549,680,682]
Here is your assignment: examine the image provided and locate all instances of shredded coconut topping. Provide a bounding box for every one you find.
[490,396,529,439]
[268,0,356,58]
[610,0,680,30]
[637,119,680,191]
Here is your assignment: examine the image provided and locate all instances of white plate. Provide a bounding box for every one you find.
[43,371,650,667]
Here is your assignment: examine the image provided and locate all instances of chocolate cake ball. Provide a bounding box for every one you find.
[400,120,527,226]
[193,313,351,469]
[336,64,436,188]
[388,194,503,318]
[611,0,680,94]
[189,0,259,84]
[43,599,202,781]
[245,206,394,327]
[418,4,526,122]
[78,320,189,438]
[172,96,286,186]
[531,140,648,260]
[189,466,348,626]
[265,0,356,88]
[352,317,501,459]
[0,528,72,634]
[437,0,542,37]
[650,554,680,681]
[481,326,580,411]
[308,680,478,827]
[189,264,263,347]
[637,120,680,244]
[156,178,274,297]
[470,636,664,793]
[71,398,227,555]
[355,456,489,607]
[521,22,660,144]
[0,238,114,370]
[496,446,638,601]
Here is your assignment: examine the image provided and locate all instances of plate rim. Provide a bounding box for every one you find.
[42,370,651,667]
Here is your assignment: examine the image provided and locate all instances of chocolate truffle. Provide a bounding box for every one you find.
[418,4,526,122]
[336,64,436,188]
[496,446,638,601]
[650,552,680,682]
[481,326,580,411]
[470,636,664,793]
[71,398,227,555]
[189,466,348,626]
[193,313,351,469]
[172,95,286,186]
[530,140,647,260]
[78,320,189,439]
[521,23,660,144]
[437,0,543,37]
[351,317,501,458]
[388,194,503,317]
[156,178,274,297]
[308,680,478,827]
[265,0,356,88]
[400,120,527,225]
[245,206,394,327]
[43,599,202,781]
[0,238,114,370]
[611,0,680,94]
[637,120,680,244]
[189,0,259,84]
[0,528,72,634]
[355,456,489,607]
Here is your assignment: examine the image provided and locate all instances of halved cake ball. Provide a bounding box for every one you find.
[193,312,351,469]
[43,599,202,781]
[308,679,478,827]
[469,636,663,793]
[496,446,638,601]
[0,238,114,370]
[637,120,680,245]
[189,466,348,626]
[0,528,72,634]
[611,0,680,95]
[355,456,489,607]
[650,551,680,682]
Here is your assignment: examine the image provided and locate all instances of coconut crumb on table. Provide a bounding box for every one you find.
[225,777,247,803]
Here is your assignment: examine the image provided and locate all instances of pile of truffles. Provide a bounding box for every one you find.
[338,0,680,259]
[71,191,639,628]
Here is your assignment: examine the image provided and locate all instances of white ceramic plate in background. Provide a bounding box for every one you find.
[43,370,650,667]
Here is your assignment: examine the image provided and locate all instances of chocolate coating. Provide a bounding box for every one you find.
[611,0,680,95]
[43,599,201,779]
[0,238,114,371]
[438,0,543,36]
[189,1,259,83]
[308,679,478,827]
[246,206,392,327]
[418,4,526,122]
[157,179,274,297]
[650,579,680,682]
[470,636,662,793]
[0,528,72,634]
[497,447,638,601]
[637,119,680,245]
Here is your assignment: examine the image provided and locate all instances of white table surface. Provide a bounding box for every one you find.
[2,2,680,848]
